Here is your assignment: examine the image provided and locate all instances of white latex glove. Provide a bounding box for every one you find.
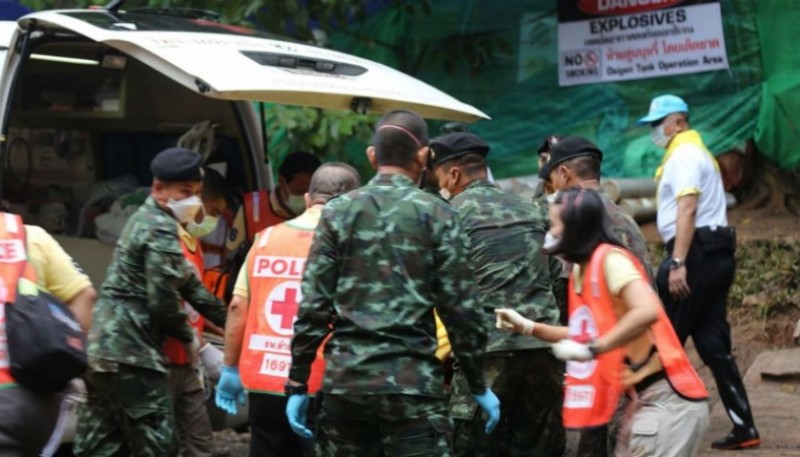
[199,342,224,381]
[494,309,535,335]
[551,339,594,361]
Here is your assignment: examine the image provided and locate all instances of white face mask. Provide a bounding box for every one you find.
[439,188,452,200]
[286,194,306,215]
[650,123,672,149]
[543,230,561,251]
[186,215,219,238]
[167,195,203,224]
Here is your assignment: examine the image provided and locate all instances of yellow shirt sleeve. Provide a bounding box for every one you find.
[232,234,255,299]
[603,249,643,297]
[25,225,93,303]
[434,311,451,361]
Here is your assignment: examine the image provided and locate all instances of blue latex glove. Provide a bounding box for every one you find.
[286,394,313,439]
[214,365,246,415]
[473,388,501,434]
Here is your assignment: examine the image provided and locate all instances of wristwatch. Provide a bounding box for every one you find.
[668,258,685,269]
[284,383,308,396]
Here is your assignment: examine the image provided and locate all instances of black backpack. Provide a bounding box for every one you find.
[4,229,87,393]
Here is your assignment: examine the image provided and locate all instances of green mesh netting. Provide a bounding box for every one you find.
[326,0,764,179]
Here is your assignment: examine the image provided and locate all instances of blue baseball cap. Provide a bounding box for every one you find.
[636,94,689,125]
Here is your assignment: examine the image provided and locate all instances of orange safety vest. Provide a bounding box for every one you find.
[239,211,326,394]
[243,191,286,243]
[563,243,707,429]
[0,213,39,387]
[163,233,206,366]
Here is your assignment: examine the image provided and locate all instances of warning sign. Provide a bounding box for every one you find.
[557,0,729,86]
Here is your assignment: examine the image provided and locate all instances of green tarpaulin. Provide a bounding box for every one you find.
[326,0,781,179]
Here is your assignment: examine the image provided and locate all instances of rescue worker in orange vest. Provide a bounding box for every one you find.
[495,188,710,457]
[194,167,233,271]
[215,163,361,457]
[226,151,321,252]
[0,211,97,456]
[164,166,229,457]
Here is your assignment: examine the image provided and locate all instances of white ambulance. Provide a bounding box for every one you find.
[0,4,487,449]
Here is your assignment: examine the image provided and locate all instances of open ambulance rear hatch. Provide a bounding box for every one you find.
[16,9,489,122]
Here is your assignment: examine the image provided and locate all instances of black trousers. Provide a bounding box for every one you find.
[248,392,314,457]
[657,226,755,431]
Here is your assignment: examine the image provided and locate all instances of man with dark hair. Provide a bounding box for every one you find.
[432,132,564,457]
[542,136,653,457]
[189,167,231,269]
[286,110,499,456]
[215,163,361,457]
[227,151,322,250]
[544,136,654,281]
[638,94,759,450]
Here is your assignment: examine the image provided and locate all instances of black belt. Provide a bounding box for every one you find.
[665,225,736,252]
[634,370,666,394]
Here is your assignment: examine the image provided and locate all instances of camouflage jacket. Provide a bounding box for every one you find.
[289,173,488,396]
[599,192,655,282]
[87,197,226,373]
[534,189,654,283]
[451,180,560,352]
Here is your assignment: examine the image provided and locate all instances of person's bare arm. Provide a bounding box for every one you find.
[223,295,249,366]
[66,286,97,334]
[532,323,569,343]
[593,279,659,353]
[669,194,697,299]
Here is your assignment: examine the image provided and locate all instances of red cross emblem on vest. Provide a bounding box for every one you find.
[265,281,302,336]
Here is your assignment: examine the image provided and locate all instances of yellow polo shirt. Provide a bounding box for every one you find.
[25,225,92,302]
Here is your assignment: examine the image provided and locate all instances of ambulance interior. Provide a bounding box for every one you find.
[3,40,261,287]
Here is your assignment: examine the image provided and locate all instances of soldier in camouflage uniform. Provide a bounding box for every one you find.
[541,136,654,457]
[532,135,568,322]
[542,136,653,281]
[75,148,228,457]
[286,110,500,457]
[431,132,565,457]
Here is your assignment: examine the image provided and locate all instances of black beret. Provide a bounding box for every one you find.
[541,136,603,177]
[537,135,562,155]
[150,147,204,182]
[429,132,490,167]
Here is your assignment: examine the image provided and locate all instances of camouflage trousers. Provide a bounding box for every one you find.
[74,364,179,457]
[451,349,566,457]
[315,394,453,457]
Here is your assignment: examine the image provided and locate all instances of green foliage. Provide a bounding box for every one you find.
[263,104,376,164]
[730,239,800,319]
[649,239,800,319]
